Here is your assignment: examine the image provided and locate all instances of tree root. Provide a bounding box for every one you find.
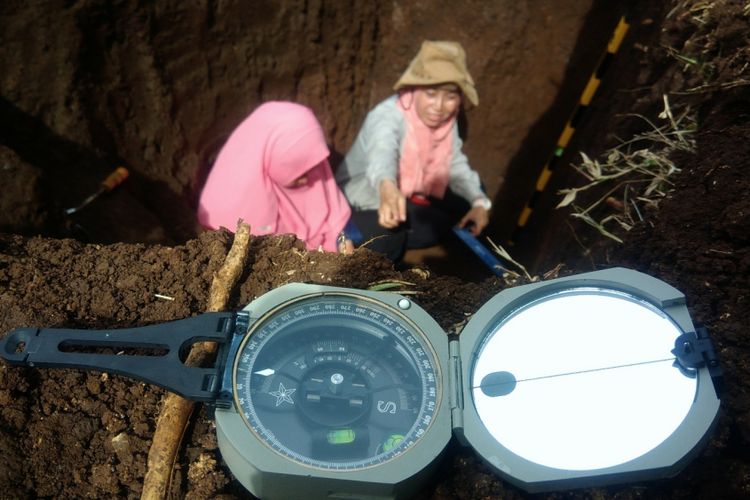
[141,221,252,499]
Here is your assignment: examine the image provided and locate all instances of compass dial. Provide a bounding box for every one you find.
[232,293,441,471]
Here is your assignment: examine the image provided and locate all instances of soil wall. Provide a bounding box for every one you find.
[0,0,619,245]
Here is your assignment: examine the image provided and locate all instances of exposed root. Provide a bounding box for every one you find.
[141,221,252,499]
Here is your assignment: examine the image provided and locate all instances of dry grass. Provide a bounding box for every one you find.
[486,238,535,283]
[557,95,696,243]
[367,279,419,293]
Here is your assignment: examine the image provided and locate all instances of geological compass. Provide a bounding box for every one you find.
[0,268,722,498]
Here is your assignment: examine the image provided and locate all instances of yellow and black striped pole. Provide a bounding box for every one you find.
[510,16,629,244]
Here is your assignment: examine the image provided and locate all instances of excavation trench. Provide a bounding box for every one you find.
[0,1,626,277]
[2,1,750,499]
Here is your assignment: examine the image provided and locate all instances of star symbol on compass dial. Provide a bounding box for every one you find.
[269,382,296,406]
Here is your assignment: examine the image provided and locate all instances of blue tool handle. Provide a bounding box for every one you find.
[0,313,236,402]
[452,227,509,276]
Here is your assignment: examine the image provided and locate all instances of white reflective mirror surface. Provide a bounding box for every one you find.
[472,288,696,471]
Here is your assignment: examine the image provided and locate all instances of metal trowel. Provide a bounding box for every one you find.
[64,166,129,215]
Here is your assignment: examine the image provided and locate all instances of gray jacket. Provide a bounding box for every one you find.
[335,95,485,210]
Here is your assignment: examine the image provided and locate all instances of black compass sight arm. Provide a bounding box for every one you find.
[0,313,242,402]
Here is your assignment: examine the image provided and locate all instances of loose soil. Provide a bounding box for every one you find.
[1,1,749,499]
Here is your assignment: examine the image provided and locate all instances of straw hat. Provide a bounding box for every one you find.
[394,40,478,106]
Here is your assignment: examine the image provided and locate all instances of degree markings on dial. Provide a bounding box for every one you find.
[233,297,440,471]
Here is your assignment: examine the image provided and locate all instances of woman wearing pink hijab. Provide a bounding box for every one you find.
[197,102,353,253]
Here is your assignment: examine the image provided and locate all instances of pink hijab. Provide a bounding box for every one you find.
[396,89,455,198]
[197,102,351,252]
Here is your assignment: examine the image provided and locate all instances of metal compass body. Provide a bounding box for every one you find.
[212,286,452,499]
[232,293,441,470]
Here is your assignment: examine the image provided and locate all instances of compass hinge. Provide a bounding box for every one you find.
[214,311,251,408]
[448,339,464,430]
[672,326,723,392]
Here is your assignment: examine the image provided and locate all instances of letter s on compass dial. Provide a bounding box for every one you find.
[232,292,442,471]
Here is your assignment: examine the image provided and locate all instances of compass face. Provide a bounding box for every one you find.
[232,293,441,471]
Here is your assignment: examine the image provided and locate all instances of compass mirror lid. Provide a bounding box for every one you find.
[457,267,720,492]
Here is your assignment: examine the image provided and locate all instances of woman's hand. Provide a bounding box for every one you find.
[378,179,407,229]
[458,206,490,235]
[337,237,355,254]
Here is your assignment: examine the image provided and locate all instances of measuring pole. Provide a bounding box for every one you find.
[510,16,629,244]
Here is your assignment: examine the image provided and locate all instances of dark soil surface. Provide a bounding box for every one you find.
[1,1,749,499]
[0,232,504,499]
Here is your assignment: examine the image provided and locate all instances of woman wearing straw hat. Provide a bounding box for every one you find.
[336,40,491,262]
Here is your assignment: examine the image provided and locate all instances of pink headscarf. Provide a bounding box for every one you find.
[396,90,455,198]
[197,102,351,252]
